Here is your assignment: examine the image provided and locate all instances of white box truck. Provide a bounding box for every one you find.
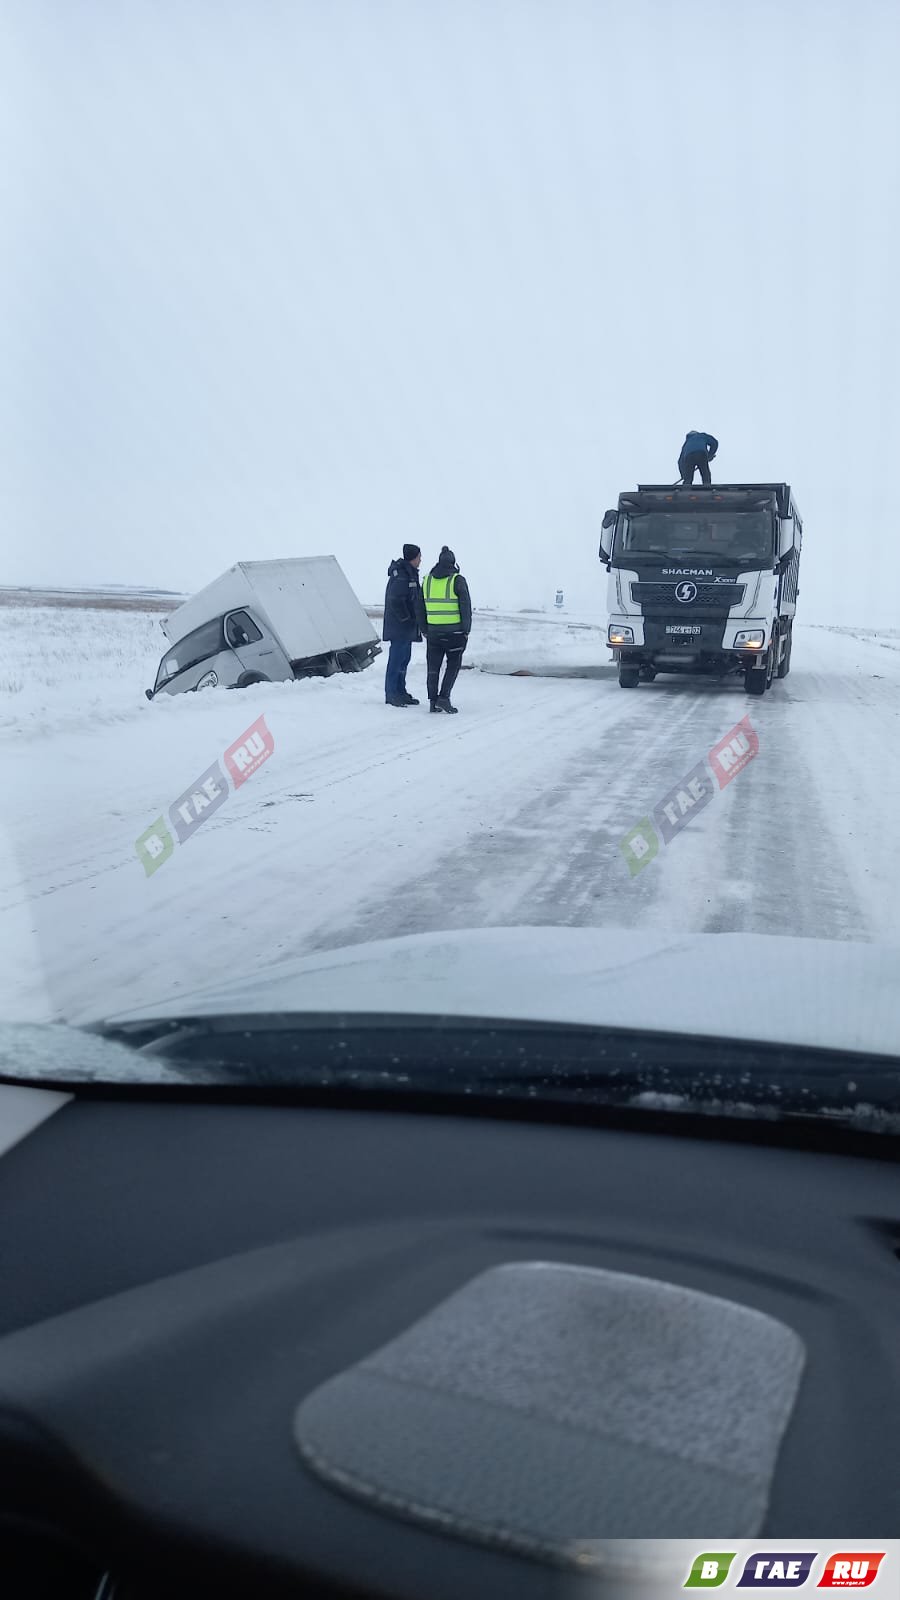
[146,558,381,700]
[601,483,802,695]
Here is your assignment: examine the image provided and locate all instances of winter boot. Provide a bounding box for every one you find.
[400,692,420,705]
[434,696,458,714]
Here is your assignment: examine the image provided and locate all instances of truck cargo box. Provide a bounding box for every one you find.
[161,558,379,661]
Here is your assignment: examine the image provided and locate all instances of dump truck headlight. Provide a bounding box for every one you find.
[608,625,634,644]
[735,630,765,648]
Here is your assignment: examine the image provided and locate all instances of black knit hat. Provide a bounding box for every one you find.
[438,545,458,568]
[402,543,421,562]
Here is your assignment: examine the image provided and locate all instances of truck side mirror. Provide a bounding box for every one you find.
[600,509,616,564]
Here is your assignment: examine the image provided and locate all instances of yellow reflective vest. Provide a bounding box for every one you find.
[422,573,461,627]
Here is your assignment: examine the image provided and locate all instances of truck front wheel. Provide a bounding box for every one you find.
[776,621,793,678]
[745,658,768,696]
[745,643,776,696]
[618,665,641,689]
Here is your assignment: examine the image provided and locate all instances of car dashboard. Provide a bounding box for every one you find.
[0,1080,898,1600]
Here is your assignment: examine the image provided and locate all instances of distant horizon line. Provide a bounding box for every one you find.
[0,583,888,636]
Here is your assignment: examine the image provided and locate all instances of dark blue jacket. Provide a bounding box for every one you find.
[681,431,718,460]
[382,558,425,643]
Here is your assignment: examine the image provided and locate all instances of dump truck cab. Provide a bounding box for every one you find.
[601,483,802,695]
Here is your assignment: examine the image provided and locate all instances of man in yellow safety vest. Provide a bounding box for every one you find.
[421,547,473,714]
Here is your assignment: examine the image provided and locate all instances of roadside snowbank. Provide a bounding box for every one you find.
[0,602,612,739]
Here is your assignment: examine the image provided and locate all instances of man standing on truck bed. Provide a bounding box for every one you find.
[423,546,472,714]
[383,544,425,707]
[678,429,718,485]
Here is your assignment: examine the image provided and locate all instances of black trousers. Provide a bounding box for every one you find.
[678,449,712,485]
[426,631,467,701]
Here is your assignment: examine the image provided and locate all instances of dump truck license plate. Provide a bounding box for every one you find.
[666,625,701,635]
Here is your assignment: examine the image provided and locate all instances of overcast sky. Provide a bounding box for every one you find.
[2,0,899,621]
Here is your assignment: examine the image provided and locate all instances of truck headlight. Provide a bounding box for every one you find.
[608,625,634,645]
[196,671,218,690]
[734,630,765,648]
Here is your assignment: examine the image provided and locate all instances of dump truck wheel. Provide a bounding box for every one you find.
[745,659,768,696]
[618,665,640,689]
[776,622,792,678]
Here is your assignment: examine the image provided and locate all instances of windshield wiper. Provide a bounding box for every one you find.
[643,550,756,563]
[623,551,745,564]
[83,1014,900,1130]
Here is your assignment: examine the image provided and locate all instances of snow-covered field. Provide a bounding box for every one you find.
[2,604,900,1025]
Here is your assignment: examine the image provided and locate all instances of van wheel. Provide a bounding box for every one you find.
[236,672,269,688]
[619,665,641,688]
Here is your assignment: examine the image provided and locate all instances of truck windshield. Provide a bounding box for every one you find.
[617,511,773,562]
[155,617,226,688]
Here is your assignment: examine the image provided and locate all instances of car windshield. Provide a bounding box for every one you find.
[618,512,773,562]
[155,618,225,688]
[1,1,899,1136]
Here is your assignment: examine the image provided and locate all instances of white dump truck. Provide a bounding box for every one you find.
[601,483,802,695]
[146,557,380,700]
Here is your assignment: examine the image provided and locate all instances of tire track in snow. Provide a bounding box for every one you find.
[304,685,706,948]
[307,638,881,951]
[8,622,900,1023]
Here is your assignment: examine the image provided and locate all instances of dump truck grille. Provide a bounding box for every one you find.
[631,582,746,610]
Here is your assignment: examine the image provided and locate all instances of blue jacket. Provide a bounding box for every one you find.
[681,431,718,459]
[382,558,425,643]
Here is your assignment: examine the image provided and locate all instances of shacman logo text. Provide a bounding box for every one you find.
[684,1553,888,1592]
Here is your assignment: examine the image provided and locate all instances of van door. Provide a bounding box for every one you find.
[224,610,292,681]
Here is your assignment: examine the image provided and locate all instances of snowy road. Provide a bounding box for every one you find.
[1,610,897,1024]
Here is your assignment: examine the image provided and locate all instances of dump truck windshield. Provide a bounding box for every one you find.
[618,510,773,562]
